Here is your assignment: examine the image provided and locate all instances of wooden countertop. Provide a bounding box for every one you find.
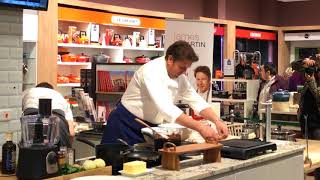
[296,139,320,173]
[0,166,112,180]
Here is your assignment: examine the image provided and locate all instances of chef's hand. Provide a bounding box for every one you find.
[214,120,229,140]
[198,124,220,142]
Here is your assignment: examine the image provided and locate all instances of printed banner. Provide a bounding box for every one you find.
[165,19,214,102]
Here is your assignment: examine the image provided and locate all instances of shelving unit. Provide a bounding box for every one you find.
[94,63,147,121]
[57,62,91,66]
[58,43,164,51]
[211,98,247,103]
[212,78,260,119]
[57,83,81,87]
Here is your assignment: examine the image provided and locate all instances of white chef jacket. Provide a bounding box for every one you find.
[22,87,73,121]
[121,56,210,124]
[197,90,210,102]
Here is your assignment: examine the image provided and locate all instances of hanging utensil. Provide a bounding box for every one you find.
[134,118,169,139]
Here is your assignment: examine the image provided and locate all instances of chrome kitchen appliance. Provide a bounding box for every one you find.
[16,99,60,179]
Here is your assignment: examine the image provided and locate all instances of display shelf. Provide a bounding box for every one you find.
[212,98,249,103]
[58,43,122,50]
[57,83,80,87]
[123,47,164,51]
[58,43,164,51]
[212,78,260,83]
[259,108,298,116]
[57,62,91,66]
[96,91,124,95]
[212,78,260,119]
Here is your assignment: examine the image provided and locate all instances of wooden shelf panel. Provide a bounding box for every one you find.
[57,83,80,87]
[58,43,164,51]
[57,62,91,66]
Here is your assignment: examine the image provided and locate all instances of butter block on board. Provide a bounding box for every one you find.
[123,161,147,175]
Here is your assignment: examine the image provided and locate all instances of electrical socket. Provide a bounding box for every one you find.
[2,111,10,121]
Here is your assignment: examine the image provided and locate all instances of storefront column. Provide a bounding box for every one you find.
[37,0,58,88]
[224,21,236,59]
[278,29,290,75]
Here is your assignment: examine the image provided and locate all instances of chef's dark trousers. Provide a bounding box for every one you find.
[101,102,155,146]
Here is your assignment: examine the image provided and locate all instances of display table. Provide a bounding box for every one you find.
[0,166,112,180]
[296,139,320,174]
[135,140,304,180]
[259,108,300,130]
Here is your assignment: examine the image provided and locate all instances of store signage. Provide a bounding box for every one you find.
[59,7,165,30]
[223,59,235,76]
[214,26,224,36]
[111,16,141,26]
[165,19,214,102]
[284,32,320,41]
[236,29,276,41]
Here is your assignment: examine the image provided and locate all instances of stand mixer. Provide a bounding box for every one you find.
[16,99,60,179]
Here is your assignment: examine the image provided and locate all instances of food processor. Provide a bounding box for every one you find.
[16,99,60,179]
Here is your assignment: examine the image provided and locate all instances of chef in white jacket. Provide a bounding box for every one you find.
[101,40,228,145]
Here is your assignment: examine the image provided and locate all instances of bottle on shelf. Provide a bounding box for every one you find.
[1,132,16,174]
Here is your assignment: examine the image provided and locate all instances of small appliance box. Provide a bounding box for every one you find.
[80,69,92,96]
[147,29,155,47]
[90,24,100,43]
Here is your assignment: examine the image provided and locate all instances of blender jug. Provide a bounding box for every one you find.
[17,98,60,179]
[20,114,59,147]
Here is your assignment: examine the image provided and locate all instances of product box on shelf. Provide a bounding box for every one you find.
[97,70,134,92]
[80,69,92,96]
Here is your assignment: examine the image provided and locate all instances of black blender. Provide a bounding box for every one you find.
[17,99,60,179]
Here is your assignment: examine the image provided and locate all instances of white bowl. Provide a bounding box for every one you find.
[158,123,192,141]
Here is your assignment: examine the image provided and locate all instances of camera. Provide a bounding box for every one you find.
[305,66,318,76]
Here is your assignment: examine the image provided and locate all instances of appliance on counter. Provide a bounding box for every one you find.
[220,139,277,160]
[80,69,93,97]
[17,99,60,179]
[272,89,290,111]
[232,82,247,99]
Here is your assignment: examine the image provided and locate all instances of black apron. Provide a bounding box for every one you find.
[101,102,156,146]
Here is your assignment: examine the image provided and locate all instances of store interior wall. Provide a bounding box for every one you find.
[202,0,218,19]
[0,6,23,159]
[84,0,320,26]
[82,0,204,19]
[278,0,320,26]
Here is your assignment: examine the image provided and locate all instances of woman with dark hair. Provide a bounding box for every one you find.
[194,66,211,102]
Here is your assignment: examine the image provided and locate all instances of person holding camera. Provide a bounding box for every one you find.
[294,56,320,139]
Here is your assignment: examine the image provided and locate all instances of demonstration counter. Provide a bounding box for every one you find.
[135,140,304,180]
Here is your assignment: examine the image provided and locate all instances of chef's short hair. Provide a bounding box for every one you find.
[194,66,211,79]
[165,40,199,62]
[36,82,54,89]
